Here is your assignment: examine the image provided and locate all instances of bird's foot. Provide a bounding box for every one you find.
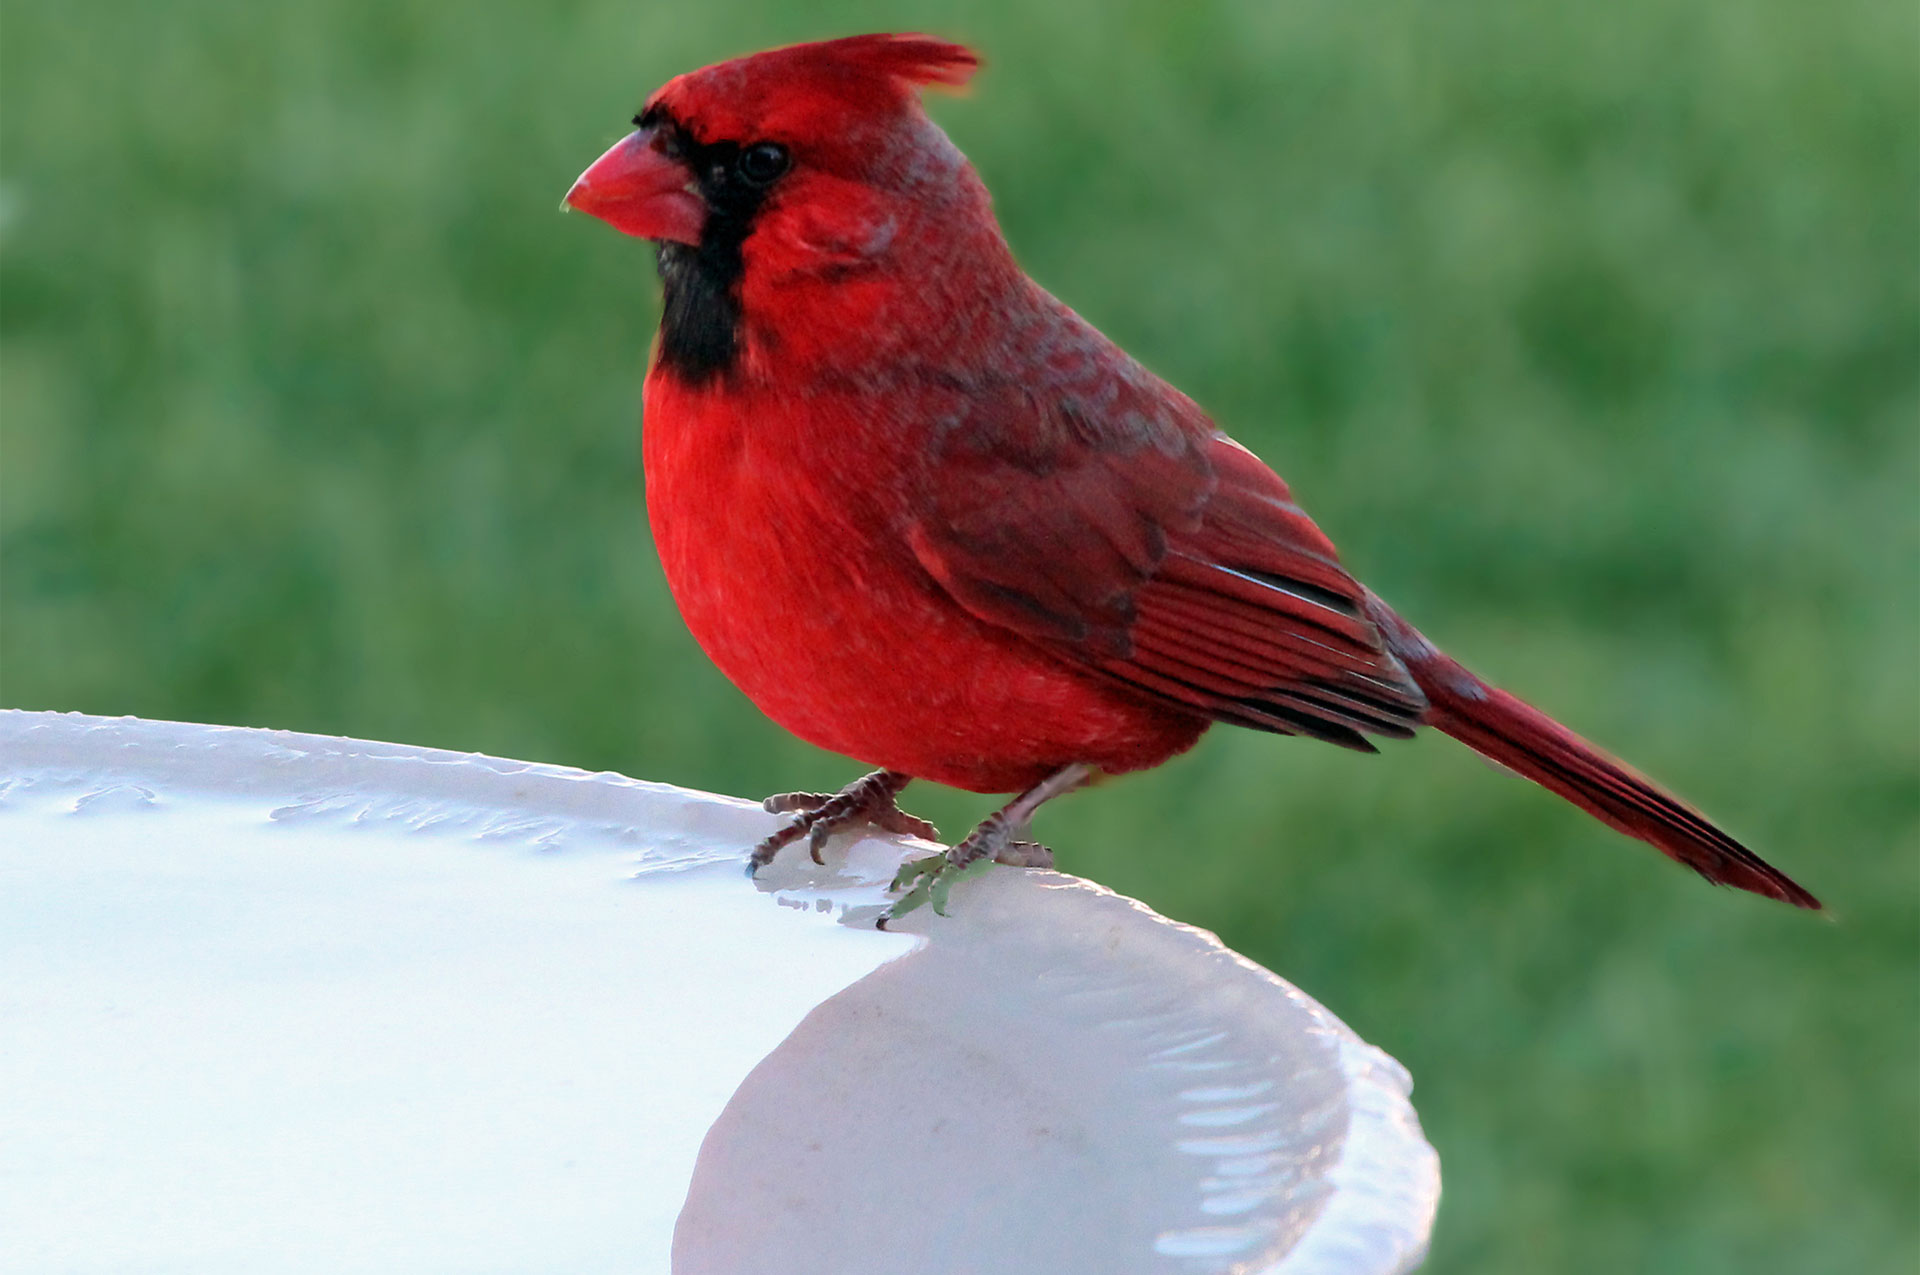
[748,769,938,875]
[876,812,1054,927]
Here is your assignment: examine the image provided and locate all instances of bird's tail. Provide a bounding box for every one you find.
[1364,594,1819,909]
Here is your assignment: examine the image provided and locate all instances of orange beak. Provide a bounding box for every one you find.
[565,128,705,245]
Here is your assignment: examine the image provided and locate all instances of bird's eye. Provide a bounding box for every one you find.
[736,142,790,186]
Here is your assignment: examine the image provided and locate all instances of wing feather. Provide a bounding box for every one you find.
[904,302,1425,746]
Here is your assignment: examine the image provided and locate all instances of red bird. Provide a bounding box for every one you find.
[566,34,1817,919]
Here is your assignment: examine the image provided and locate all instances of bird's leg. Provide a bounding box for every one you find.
[881,763,1093,925]
[749,769,940,875]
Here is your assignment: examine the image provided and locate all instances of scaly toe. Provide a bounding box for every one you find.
[762,790,834,816]
[994,839,1054,869]
[808,818,836,865]
[747,821,805,875]
[872,808,941,842]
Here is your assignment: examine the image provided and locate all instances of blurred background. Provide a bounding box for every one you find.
[4,0,1915,1269]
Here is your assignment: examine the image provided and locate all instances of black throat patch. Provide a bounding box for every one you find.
[646,110,778,384]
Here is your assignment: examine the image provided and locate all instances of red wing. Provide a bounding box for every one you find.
[908,371,1426,751]
[1113,436,1427,749]
[905,385,1212,658]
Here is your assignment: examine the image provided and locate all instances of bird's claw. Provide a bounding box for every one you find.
[748,770,939,875]
[752,771,1065,925]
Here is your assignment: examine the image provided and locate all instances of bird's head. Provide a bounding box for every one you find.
[566,34,1003,382]
[567,34,977,247]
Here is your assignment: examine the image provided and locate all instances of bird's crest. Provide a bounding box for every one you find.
[644,34,979,149]
[799,33,979,91]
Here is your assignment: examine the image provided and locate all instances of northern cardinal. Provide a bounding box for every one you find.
[566,34,1817,919]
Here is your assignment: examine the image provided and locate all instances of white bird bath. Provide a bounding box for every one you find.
[0,711,1438,1274]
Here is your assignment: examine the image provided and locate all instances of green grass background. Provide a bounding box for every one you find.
[4,0,1915,1269]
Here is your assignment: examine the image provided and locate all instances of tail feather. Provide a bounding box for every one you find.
[1365,595,1819,910]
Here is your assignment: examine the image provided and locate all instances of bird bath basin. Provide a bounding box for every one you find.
[0,711,1438,1274]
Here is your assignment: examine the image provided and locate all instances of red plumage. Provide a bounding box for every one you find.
[567,34,1818,910]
